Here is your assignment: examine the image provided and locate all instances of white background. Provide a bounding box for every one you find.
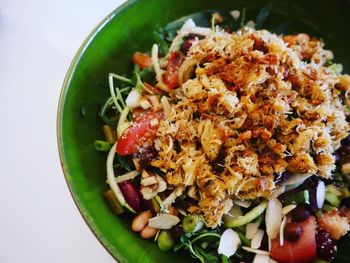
[0,0,126,262]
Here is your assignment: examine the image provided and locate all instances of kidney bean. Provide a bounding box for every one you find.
[119,180,141,212]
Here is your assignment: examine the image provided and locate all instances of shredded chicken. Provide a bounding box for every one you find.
[151,29,349,227]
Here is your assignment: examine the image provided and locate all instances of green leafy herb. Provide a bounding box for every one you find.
[98,97,118,126]
[153,29,169,55]
[176,231,221,263]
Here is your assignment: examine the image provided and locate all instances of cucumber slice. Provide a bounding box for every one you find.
[325,191,340,206]
[280,190,310,205]
[225,200,268,228]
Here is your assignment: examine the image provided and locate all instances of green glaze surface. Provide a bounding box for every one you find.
[57,0,350,262]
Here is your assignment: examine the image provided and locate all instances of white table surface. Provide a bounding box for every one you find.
[0,0,126,262]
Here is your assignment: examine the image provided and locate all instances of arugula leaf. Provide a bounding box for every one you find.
[221,255,230,263]
[195,247,218,263]
[255,3,273,29]
[153,29,169,55]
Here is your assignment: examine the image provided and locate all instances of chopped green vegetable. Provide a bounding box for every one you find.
[94,140,111,152]
[158,230,175,251]
[280,190,310,205]
[325,191,340,206]
[182,215,205,233]
[225,200,267,228]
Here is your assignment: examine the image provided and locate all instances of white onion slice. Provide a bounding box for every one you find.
[279,216,287,246]
[282,204,297,215]
[284,173,313,186]
[265,198,282,239]
[125,89,141,109]
[218,229,241,257]
[114,170,140,183]
[234,199,252,208]
[106,143,135,212]
[316,181,326,208]
[242,246,270,255]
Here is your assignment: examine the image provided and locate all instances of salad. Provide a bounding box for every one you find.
[94,8,350,263]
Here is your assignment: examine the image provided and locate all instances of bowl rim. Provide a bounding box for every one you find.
[56,0,138,262]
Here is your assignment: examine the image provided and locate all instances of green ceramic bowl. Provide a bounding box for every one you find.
[58,0,350,262]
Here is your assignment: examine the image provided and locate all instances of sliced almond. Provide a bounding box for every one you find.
[160,96,171,118]
[282,204,297,215]
[253,254,270,263]
[156,175,167,193]
[265,198,282,239]
[141,186,157,200]
[141,176,158,186]
[234,199,252,208]
[149,95,160,109]
[139,98,152,109]
[251,229,264,249]
[148,214,180,229]
[142,170,151,178]
[279,216,287,246]
[242,246,269,255]
[150,118,159,127]
[246,222,260,239]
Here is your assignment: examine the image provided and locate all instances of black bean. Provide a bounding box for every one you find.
[291,205,310,222]
[284,223,303,242]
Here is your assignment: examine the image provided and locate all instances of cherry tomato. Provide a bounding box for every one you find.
[163,51,185,89]
[270,216,317,263]
[132,52,152,69]
[116,111,163,156]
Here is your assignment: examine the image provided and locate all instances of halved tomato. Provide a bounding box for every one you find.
[116,111,163,156]
[163,51,185,89]
[270,216,317,263]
